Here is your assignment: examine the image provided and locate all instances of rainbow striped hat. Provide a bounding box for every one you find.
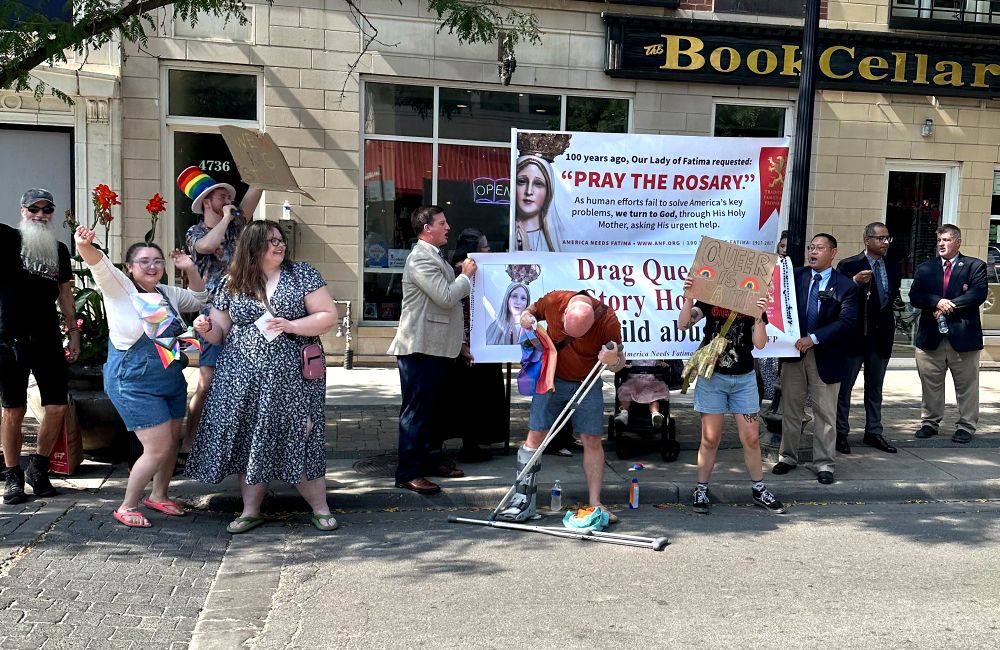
[176,166,235,215]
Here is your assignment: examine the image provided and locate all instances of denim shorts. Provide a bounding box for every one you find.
[528,377,605,436]
[693,370,759,415]
[104,339,188,431]
[197,339,223,367]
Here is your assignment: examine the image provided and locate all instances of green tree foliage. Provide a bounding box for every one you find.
[1,0,540,99]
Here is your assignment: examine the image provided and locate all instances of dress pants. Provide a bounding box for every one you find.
[915,339,980,434]
[779,349,840,474]
[835,349,890,437]
[396,353,451,483]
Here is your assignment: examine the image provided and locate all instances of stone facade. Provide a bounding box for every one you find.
[3,0,999,362]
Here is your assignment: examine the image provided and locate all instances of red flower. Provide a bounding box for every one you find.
[145,193,167,216]
[91,184,120,227]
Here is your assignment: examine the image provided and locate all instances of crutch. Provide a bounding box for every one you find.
[447,515,670,551]
[449,342,670,551]
[487,341,615,521]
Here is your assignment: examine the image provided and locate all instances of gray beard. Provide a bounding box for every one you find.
[20,219,60,269]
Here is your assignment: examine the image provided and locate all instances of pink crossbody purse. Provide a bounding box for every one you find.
[262,292,325,381]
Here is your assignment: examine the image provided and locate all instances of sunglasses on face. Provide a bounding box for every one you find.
[26,206,55,214]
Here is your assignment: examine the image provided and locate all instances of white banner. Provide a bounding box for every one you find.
[469,252,800,364]
[509,130,790,254]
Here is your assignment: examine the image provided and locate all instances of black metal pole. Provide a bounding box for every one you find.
[787,0,822,268]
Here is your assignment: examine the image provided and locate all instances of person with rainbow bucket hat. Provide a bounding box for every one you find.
[174,166,262,473]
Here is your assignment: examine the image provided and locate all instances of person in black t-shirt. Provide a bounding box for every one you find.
[1,189,78,505]
[679,276,785,515]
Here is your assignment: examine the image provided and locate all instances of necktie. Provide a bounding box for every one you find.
[943,259,952,295]
[873,260,888,308]
[806,273,821,333]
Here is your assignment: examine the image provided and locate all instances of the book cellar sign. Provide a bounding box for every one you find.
[604,14,1000,99]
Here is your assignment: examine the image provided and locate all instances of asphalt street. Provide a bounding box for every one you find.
[200,500,1000,649]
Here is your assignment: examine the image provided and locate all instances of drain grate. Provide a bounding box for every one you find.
[352,454,398,477]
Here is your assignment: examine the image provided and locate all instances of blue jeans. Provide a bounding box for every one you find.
[836,350,890,437]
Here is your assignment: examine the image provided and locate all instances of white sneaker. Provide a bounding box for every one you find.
[614,411,628,426]
[651,412,664,428]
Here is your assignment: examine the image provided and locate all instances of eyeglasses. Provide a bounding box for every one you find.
[867,235,893,243]
[268,238,286,247]
[133,258,166,268]
[806,245,831,252]
[25,206,55,214]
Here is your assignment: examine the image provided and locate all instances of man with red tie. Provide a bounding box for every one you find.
[908,224,988,444]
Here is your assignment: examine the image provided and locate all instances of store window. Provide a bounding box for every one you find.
[884,171,946,278]
[713,104,787,138]
[165,66,261,266]
[361,83,630,323]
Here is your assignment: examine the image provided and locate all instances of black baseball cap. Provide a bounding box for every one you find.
[20,189,55,207]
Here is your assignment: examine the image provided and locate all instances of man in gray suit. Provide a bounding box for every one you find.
[388,206,477,495]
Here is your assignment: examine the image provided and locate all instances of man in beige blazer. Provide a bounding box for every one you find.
[388,206,477,495]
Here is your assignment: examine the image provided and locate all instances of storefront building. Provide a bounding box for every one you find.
[3,0,999,362]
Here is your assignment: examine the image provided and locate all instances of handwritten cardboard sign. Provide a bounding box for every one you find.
[220,126,314,200]
[689,236,777,316]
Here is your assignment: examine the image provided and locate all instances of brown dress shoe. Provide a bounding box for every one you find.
[395,477,441,495]
[426,464,465,478]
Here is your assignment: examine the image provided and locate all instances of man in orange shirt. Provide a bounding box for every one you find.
[498,290,624,522]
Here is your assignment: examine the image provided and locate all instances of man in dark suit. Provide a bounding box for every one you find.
[388,206,477,494]
[835,222,901,455]
[773,234,858,485]
[908,224,987,444]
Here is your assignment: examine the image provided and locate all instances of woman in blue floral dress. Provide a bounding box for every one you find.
[187,220,338,534]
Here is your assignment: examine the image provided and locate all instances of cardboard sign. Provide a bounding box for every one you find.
[220,126,314,200]
[689,236,777,316]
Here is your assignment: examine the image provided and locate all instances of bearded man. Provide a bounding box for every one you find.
[0,189,77,504]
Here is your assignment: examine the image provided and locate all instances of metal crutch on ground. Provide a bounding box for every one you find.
[449,342,669,552]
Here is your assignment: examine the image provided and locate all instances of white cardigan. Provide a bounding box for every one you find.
[88,256,210,351]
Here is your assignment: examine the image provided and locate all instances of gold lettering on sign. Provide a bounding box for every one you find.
[972,62,1000,88]
[747,48,778,75]
[891,52,908,83]
[710,47,741,73]
[644,44,664,56]
[780,45,801,76]
[661,35,706,70]
[819,45,854,80]
[933,60,964,87]
[858,56,888,81]
[914,53,930,84]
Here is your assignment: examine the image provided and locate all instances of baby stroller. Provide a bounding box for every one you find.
[607,361,684,462]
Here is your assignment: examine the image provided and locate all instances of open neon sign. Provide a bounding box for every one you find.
[473,177,510,205]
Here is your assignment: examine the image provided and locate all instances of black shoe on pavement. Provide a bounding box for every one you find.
[951,429,973,444]
[752,486,786,514]
[836,436,852,454]
[692,488,710,514]
[771,461,797,475]
[3,466,26,505]
[863,434,898,454]
[914,425,938,439]
[25,454,57,497]
[817,471,835,485]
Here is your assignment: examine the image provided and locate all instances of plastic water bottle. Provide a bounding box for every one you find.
[629,477,640,509]
[550,480,562,512]
[937,313,949,334]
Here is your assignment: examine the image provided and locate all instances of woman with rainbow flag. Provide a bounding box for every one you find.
[74,225,209,528]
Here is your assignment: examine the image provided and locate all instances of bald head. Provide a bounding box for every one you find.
[564,300,595,338]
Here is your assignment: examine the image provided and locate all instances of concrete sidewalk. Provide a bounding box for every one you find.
[46,365,998,515]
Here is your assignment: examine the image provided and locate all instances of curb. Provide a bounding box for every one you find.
[182,478,1000,514]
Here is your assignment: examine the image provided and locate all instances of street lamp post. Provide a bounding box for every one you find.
[787,0,822,267]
